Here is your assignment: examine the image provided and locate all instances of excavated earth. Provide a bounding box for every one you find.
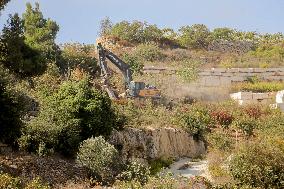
[109,127,206,160]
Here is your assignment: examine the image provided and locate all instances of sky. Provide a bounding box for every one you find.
[0,0,284,44]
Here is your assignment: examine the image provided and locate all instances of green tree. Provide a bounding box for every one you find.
[22,2,59,62]
[0,14,45,77]
[210,27,236,41]
[178,24,211,49]
[143,24,163,43]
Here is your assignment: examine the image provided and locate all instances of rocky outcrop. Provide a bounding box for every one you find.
[109,127,206,160]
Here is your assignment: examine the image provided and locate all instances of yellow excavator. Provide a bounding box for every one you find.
[97,43,161,101]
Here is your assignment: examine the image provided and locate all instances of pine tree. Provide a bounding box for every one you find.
[0,14,45,76]
[23,2,59,62]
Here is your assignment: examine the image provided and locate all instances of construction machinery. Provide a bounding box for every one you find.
[97,43,161,100]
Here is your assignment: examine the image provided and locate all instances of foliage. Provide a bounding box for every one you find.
[133,43,163,62]
[19,78,117,155]
[0,14,45,77]
[118,161,150,185]
[61,43,98,76]
[243,104,262,119]
[110,21,163,44]
[178,104,212,139]
[0,173,21,189]
[115,173,212,189]
[149,158,173,175]
[178,24,210,49]
[233,117,258,137]
[230,140,284,188]
[231,81,284,93]
[23,3,59,62]
[207,132,233,152]
[122,53,143,74]
[0,173,50,189]
[25,177,50,189]
[210,28,236,41]
[77,136,119,183]
[177,60,201,82]
[0,66,22,145]
[211,110,233,129]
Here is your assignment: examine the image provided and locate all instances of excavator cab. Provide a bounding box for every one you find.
[129,81,161,98]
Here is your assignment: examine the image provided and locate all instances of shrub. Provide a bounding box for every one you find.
[178,24,211,49]
[0,173,21,189]
[122,53,144,74]
[177,60,201,82]
[211,110,233,129]
[149,158,173,175]
[243,104,262,119]
[208,132,233,152]
[179,105,212,139]
[133,43,163,62]
[231,81,284,93]
[0,67,22,145]
[118,161,150,185]
[25,177,50,189]
[230,140,284,188]
[61,43,98,76]
[233,117,258,137]
[20,78,118,155]
[77,136,119,184]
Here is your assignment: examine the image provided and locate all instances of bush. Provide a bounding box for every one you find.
[230,140,284,188]
[243,104,262,119]
[149,158,173,175]
[122,53,144,74]
[177,60,201,82]
[77,136,119,184]
[61,43,98,76]
[118,161,150,185]
[25,177,50,189]
[208,132,233,152]
[179,105,212,139]
[133,43,163,62]
[233,117,258,137]
[211,110,233,129]
[19,78,118,155]
[0,173,21,189]
[231,81,284,93]
[0,67,22,145]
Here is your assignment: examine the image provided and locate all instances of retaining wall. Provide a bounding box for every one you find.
[144,67,284,87]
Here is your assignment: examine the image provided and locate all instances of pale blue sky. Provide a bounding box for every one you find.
[0,0,283,44]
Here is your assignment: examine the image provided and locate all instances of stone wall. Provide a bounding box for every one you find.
[109,127,206,160]
[230,91,275,105]
[197,68,284,87]
[143,67,284,87]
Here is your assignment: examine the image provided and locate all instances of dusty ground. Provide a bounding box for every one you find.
[0,151,88,188]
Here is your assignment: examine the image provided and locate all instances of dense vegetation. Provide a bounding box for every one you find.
[1,2,284,189]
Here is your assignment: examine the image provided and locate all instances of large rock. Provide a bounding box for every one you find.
[109,127,206,160]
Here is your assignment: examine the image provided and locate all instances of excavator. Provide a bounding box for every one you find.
[97,43,161,100]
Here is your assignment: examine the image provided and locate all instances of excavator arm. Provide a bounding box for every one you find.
[97,43,161,100]
[97,43,132,89]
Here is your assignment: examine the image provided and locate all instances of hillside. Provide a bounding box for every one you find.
[1,2,284,189]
